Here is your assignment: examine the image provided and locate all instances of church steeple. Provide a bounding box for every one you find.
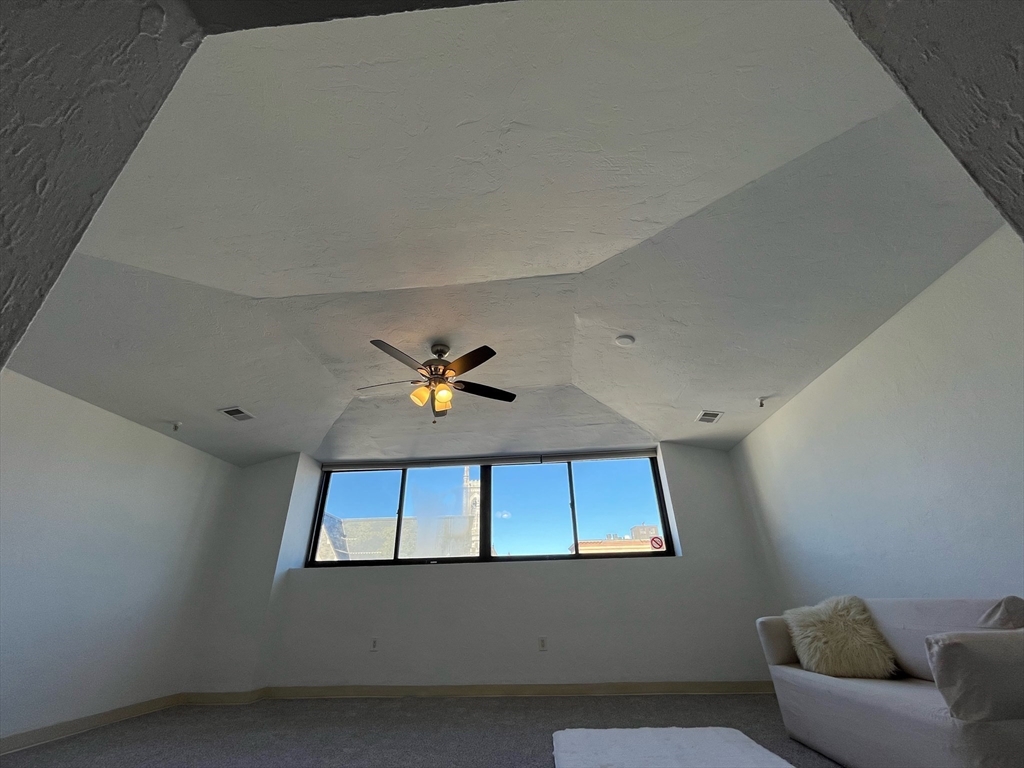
[462,466,480,516]
[461,466,482,555]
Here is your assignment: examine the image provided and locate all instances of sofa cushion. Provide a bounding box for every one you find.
[977,596,1024,629]
[769,663,1024,768]
[863,598,1001,681]
[771,663,951,730]
[784,596,896,678]
[927,629,1024,722]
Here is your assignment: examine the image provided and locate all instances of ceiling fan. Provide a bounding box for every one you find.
[358,340,516,419]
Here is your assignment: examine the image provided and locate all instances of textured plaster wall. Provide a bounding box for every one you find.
[0,370,237,738]
[731,227,1024,605]
[832,0,1024,237]
[0,0,201,366]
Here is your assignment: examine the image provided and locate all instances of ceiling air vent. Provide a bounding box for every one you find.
[218,406,254,422]
[696,410,723,424]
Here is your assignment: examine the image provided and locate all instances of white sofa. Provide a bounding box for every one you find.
[757,598,1023,768]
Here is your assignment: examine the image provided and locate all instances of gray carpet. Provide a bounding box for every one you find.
[3,695,839,767]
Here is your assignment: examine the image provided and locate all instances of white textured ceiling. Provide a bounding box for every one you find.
[77,0,904,296]
[572,104,1004,448]
[319,385,654,462]
[9,255,348,467]
[8,1,1007,466]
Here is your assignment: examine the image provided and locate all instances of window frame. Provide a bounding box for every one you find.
[305,450,675,567]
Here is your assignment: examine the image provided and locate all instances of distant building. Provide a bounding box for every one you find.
[631,524,659,540]
[572,524,660,554]
[316,515,415,561]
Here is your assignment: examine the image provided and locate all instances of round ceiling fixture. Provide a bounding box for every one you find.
[615,334,636,347]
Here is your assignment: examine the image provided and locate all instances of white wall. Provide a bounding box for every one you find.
[4,358,846,738]
[188,454,300,692]
[731,226,1024,605]
[190,451,321,692]
[0,370,238,738]
[266,443,776,687]
[0,368,324,734]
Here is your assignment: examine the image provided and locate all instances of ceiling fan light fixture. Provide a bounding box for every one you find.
[367,340,515,414]
[434,382,454,403]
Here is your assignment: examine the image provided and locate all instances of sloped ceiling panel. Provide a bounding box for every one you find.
[261,273,577,392]
[8,255,347,467]
[316,385,653,462]
[573,104,1005,448]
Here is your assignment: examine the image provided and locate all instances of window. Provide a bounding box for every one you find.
[491,463,574,557]
[313,469,401,561]
[399,466,481,559]
[308,454,673,566]
[570,458,666,555]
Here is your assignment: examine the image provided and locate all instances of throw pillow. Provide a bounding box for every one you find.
[977,596,1024,629]
[784,595,896,678]
[926,629,1024,721]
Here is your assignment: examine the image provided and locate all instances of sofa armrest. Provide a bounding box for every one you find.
[926,629,1024,722]
[757,616,798,666]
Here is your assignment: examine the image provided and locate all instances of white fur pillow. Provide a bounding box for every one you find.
[784,595,897,678]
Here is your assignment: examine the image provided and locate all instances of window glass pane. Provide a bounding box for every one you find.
[315,470,401,561]
[398,466,481,559]
[492,463,575,557]
[570,458,665,555]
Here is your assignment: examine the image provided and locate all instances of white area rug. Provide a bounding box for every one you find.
[552,727,794,768]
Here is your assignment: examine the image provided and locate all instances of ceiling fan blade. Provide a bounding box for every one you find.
[356,380,418,391]
[453,380,516,402]
[444,345,496,376]
[431,389,447,417]
[370,339,427,373]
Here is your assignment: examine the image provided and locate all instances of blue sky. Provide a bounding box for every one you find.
[324,458,663,558]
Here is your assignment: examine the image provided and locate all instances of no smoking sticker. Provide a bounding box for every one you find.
[650,536,664,550]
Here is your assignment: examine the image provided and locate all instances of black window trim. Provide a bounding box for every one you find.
[305,449,675,567]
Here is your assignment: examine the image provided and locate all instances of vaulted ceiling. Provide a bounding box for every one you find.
[9,0,1004,466]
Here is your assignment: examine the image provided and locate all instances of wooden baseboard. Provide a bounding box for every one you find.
[1,680,774,754]
[0,693,186,755]
[261,680,775,699]
[184,689,266,705]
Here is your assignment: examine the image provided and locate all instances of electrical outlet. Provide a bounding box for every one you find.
[370,637,379,652]
[538,636,548,652]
